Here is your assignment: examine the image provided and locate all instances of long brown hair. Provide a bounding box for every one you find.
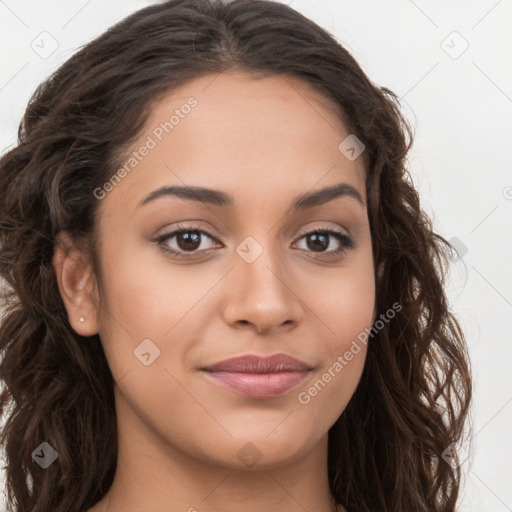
[0,1,472,511]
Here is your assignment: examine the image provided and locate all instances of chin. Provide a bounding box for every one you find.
[199,428,320,470]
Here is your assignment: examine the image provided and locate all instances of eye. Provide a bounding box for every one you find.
[154,224,355,259]
[293,227,355,260]
[154,223,222,257]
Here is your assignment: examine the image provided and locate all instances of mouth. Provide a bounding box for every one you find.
[200,354,314,399]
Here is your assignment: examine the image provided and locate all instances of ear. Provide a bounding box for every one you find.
[53,231,100,337]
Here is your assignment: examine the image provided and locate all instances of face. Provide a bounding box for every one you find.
[58,71,376,471]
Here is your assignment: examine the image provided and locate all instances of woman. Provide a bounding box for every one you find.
[0,0,472,511]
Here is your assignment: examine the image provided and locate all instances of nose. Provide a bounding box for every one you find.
[221,239,304,335]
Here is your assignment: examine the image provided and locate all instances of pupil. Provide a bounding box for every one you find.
[308,233,328,252]
[177,231,200,251]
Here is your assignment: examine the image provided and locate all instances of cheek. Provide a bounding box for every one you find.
[295,348,366,435]
[95,247,228,383]
[296,270,373,421]
[304,253,376,345]
[98,242,216,332]
[299,251,374,402]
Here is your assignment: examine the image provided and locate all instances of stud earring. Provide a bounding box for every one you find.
[79,317,85,323]
[77,281,85,291]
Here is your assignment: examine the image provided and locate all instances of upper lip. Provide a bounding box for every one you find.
[201,354,313,373]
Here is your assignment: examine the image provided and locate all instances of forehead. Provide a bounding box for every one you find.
[97,71,367,217]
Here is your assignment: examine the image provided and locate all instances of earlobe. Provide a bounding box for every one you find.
[53,231,100,337]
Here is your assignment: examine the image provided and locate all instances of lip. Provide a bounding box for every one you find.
[200,354,313,399]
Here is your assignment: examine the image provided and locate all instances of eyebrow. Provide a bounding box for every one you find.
[138,182,365,210]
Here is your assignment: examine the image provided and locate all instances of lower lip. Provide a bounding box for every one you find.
[202,370,311,398]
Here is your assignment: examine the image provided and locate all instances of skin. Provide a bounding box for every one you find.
[54,71,376,512]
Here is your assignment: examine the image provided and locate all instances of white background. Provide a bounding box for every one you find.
[1,1,511,511]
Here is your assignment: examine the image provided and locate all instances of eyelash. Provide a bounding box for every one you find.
[154,223,355,260]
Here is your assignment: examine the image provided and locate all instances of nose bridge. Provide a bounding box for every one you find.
[235,232,288,299]
[223,231,302,332]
